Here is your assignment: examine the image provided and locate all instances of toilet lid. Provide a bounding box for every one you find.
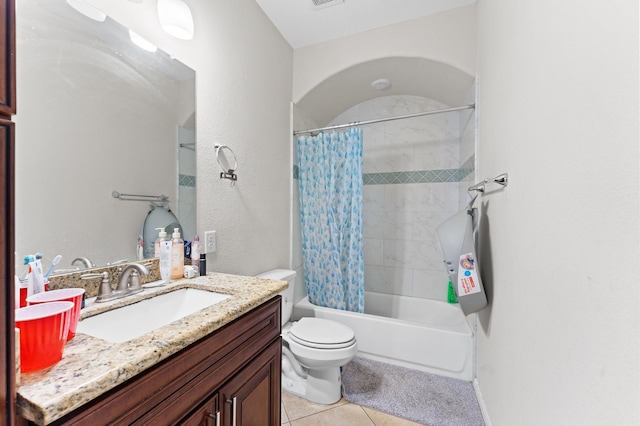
[288,318,355,349]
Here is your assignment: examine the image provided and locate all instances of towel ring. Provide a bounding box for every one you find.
[215,144,238,184]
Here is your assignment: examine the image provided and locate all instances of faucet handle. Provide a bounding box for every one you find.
[81,271,113,302]
[128,271,143,291]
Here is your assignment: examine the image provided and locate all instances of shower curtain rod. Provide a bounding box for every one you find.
[293,104,475,136]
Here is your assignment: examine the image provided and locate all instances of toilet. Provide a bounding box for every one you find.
[257,269,358,405]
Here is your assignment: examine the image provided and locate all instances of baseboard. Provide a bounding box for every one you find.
[473,378,492,426]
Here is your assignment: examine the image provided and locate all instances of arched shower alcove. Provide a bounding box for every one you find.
[294,56,475,127]
[290,56,478,379]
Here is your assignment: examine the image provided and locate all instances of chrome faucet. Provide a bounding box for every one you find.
[81,263,150,303]
[117,263,150,296]
[72,257,95,269]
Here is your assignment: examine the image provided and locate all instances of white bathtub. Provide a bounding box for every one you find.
[293,291,474,381]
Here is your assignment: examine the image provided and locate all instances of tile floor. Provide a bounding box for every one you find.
[281,391,422,426]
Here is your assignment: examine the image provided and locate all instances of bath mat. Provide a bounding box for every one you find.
[342,357,484,426]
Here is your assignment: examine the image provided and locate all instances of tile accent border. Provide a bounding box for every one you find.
[179,174,196,187]
[293,155,474,185]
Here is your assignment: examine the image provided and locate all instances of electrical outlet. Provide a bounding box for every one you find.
[204,231,216,254]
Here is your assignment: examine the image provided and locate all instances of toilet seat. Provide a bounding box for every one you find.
[289,318,355,349]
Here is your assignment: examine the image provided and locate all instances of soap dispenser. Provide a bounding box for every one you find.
[170,228,184,279]
[154,227,168,258]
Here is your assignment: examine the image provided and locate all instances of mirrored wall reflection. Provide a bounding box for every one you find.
[15,0,196,273]
[178,126,197,241]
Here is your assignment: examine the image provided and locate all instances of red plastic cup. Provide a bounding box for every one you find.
[15,302,73,373]
[19,282,49,308]
[27,288,85,340]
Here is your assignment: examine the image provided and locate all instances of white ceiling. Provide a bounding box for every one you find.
[254,0,477,49]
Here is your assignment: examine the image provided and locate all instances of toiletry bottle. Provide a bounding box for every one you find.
[199,253,206,276]
[170,228,184,279]
[191,235,200,266]
[160,240,172,283]
[137,234,144,260]
[154,228,168,258]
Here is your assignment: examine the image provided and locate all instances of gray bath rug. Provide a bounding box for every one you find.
[342,357,484,426]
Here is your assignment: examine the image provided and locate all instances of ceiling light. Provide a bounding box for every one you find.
[157,0,194,40]
[66,0,107,22]
[310,0,345,10]
[371,78,391,90]
[129,30,157,52]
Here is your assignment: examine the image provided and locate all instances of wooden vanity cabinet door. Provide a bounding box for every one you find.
[1,0,16,424]
[181,393,220,426]
[220,339,281,426]
[0,0,16,116]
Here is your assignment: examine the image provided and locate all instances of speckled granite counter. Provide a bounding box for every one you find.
[16,272,287,425]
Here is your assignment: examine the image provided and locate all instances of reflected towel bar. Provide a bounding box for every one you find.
[112,191,169,202]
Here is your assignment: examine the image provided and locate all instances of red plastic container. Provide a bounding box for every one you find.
[15,302,73,373]
[27,288,85,340]
[18,282,49,308]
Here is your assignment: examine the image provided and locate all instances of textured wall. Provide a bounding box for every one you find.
[476,0,639,424]
[92,0,294,276]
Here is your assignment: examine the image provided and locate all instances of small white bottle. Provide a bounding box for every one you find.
[154,228,168,258]
[170,228,184,279]
[191,235,200,267]
[159,240,172,283]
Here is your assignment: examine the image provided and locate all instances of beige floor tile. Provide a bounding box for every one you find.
[291,404,374,426]
[281,391,347,421]
[361,406,424,426]
[281,401,289,424]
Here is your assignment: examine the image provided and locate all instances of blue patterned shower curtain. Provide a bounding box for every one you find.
[297,128,365,313]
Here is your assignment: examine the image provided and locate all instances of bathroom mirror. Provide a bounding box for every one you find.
[14,0,196,273]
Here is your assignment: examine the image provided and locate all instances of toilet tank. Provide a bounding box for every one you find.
[256,269,296,326]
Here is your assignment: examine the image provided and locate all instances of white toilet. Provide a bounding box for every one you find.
[257,269,358,405]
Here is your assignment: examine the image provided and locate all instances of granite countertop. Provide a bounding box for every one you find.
[16,272,287,425]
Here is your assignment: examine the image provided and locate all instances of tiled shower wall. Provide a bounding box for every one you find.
[329,95,474,301]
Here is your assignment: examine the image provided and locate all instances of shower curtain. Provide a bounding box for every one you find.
[297,128,365,313]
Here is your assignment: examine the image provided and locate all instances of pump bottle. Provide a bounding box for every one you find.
[154,228,168,258]
[170,228,184,279]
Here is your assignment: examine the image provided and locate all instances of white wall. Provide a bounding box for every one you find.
[293,4,477,103]
[91,0,294,275]
[476,1,639,425]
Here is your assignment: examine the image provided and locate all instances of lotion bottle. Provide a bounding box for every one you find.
[154,228,168,258]
[170,228,184,279]
[159,240,172,283]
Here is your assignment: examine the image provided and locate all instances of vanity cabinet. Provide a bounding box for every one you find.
[37,296,281,426]
[1,0,16,423]
[0,0,16,116]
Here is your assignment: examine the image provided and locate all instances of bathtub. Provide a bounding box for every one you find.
[293,291,474,381]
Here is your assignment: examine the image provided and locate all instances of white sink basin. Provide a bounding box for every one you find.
[76,288,231,343]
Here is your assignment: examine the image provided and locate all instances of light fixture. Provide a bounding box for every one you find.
[66,0,107,22]
[371,78,391,91]
[157,0,194,40]
[129,30,157,53]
